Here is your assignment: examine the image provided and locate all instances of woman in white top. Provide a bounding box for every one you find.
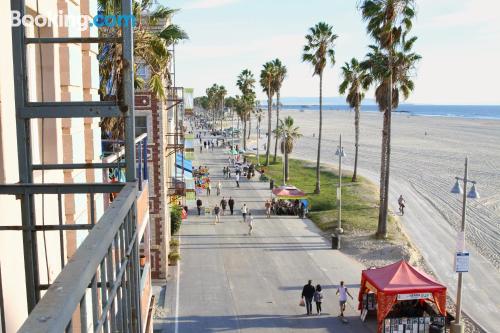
[240,204,248,222]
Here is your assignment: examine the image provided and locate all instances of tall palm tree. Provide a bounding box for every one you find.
[339,58,371,182]
[234,94,255,150]
[360,0,417,237]
[98,1,188,138]
[273,116,302,182]
[236,70,256,149]
[260,62,277,166]
[302,22,338,194]
[271,59,287,163]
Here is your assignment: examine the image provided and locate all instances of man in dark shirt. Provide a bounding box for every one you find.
[301,280,316,315]
[196,198,203,215]
[228,197,235,215]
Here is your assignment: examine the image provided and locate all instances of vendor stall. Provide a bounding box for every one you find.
[271,186,308,217]
[358,260,447,333]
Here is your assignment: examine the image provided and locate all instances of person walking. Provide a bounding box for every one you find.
[235,173,240,188]
[213,204,220,224]
[314,285,324,315]
[247,212,254,235]
[336,281,353,317]
[216,181,222,196]
[203,141,207,149]
[227,167,232,179]
[301,280,316,316]
[220,197,227,215]
[240,203,248,223]
[222,166,227,178]
[265,200,271,218]
[206,181,211,196]
[196,198,203,216]
[228,197,235,215]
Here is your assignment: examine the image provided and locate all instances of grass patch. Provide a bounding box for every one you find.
[249,155,396,236]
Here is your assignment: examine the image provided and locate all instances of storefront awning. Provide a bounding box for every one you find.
[176,153,193,172]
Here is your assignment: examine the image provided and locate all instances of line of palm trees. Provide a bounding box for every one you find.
[302,0,420,237]
[198,0,420,238]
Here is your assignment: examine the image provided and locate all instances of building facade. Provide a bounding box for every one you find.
[0,1,152,332]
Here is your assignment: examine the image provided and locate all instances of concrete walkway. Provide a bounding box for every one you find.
[154,141,377,333]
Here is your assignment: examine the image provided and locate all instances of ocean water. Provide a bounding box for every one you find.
[282,104,500,120]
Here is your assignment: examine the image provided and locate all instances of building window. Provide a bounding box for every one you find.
[135,116,148,137]
[137,64,148,81]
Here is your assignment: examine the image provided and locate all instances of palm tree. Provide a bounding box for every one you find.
[360,0,417,237]
[236,70,256,150]
[272,59,287,163]
[98,1,188,138]
[260,61,277,166]
[302,22,338,194]
[273,116,302,182]
[234,94,255,150]
[339,58,371,182]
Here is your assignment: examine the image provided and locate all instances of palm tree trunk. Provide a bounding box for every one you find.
[265,88,272,166]
[273,91,281,163]
[352,105,360,182]
[314,73,323,194]
[377,69,393,238]
[247,116,252,140]
[243,118,247,150]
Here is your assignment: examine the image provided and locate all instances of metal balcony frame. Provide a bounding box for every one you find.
[0,0,141,330]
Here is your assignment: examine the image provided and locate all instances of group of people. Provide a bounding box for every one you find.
[301,280,353,317]
[268,198,307,218]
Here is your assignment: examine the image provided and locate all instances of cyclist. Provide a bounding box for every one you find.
[398,195,406,215]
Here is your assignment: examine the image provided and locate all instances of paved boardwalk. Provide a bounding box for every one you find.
[155,142,376,333]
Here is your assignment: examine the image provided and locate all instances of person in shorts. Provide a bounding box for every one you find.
[336,281,353,317]
[213,204,220,224]
[265,200,271,218]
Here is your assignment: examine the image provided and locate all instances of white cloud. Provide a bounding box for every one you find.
[184,0,239,10]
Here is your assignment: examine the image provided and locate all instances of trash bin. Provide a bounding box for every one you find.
[270,179,274,189]
[429,323,444,333]
[332,233,341,249]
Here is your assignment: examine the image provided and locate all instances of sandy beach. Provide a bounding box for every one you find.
[256,109,500,268]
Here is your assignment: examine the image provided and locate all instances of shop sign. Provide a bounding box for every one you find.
[397,292,433,301]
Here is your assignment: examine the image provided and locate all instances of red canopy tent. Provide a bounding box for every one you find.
[358,260,447,332]
[272,185,306,198]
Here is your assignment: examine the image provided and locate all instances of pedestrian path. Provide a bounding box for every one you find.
[155,139,376,333]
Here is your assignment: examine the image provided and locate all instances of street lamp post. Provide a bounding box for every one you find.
[450,157,479,333]
[231,107,234,149]
[256,111,260,166]
[335,134,346,234]
[282,132,287,186]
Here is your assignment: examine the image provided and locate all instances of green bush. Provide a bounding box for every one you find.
[168,251,181,264]
[259,174,269,182]
[170,238,180,248]
[170,205,183,235]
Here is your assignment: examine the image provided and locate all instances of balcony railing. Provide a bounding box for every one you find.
[16,183,142,333]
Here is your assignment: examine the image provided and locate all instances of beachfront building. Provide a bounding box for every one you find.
[0,1,152,332]
[135,16,187,281]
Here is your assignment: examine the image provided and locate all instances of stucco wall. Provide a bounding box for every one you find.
[0,1,102,331]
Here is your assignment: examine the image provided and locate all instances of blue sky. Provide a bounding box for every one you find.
[163,0,500,105]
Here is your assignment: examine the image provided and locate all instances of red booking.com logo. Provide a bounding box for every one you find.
[11,10,136,31]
